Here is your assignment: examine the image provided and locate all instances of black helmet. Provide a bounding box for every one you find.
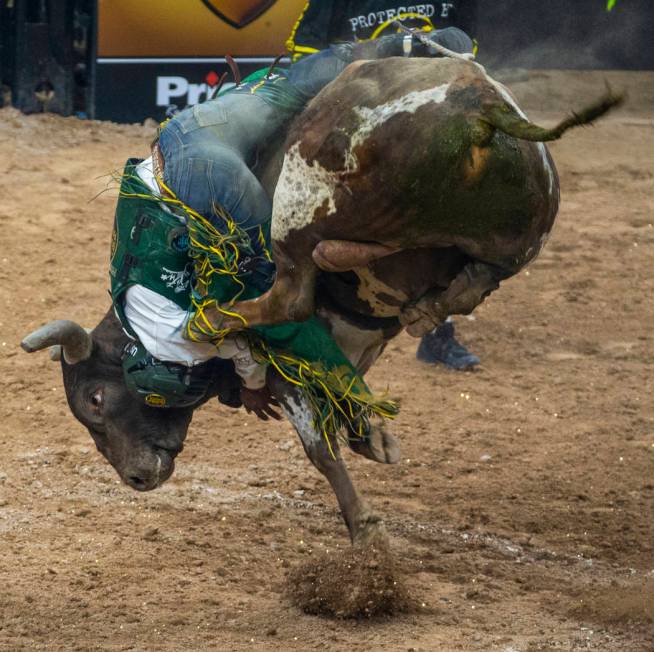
[122,341,211,408]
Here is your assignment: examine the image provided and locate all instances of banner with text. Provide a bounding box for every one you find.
[94,0,307,122]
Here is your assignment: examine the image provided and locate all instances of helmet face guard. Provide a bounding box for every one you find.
[122,341,211,408]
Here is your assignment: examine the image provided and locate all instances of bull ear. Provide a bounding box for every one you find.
[21,320,93,365]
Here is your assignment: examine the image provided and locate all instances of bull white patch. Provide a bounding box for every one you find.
[537,143,555,196]
[282,393,322,449]
[489,78,529,120]
[349,83,451,157]
[316,306,385,374]
[271,84,451,241]
[354,268,409,317]
[271,143,338,241]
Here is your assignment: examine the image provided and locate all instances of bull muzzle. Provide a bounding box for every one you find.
[122,448,177,492]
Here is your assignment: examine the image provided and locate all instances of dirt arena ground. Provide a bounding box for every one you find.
[1,69,653,651]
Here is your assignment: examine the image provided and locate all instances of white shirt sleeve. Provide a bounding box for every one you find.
[124,285,217,366]
[123,285,267,388]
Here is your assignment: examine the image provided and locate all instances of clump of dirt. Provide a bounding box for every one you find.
[569,580,654,626]
[287,542,412,618]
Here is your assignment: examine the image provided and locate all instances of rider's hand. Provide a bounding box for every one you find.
[240,385,282,421]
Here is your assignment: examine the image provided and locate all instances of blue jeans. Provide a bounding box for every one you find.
[159,94,274,234]
[158,91,283,280]
[158,45,354,230]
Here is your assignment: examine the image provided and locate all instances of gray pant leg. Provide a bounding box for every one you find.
[286,27,474,99]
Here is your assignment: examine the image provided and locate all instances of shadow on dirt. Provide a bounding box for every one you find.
[569,579,654,626]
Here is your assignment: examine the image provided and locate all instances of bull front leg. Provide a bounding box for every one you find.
[226,239,319,331]
[400,261,510,338]
[195,236,403,333]
[269,372,387,546]
[186,241,318,339]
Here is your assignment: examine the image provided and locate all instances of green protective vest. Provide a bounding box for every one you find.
[109,160,193,334]
[221,67,309,116]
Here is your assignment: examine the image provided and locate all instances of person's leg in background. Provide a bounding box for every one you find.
[416,319,480,370]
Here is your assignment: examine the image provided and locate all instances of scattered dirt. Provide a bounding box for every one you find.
[1,70,653,651]
[288,539,411,618]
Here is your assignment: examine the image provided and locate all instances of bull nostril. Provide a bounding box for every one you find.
[156,443,183,456]
[129,475,147,489]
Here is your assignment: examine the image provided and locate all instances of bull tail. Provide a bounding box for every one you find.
[478,87,625,143]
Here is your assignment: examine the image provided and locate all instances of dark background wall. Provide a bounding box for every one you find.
[1,0,652,120]
[476,0,653,70]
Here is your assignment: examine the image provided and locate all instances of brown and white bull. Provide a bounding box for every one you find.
[22,56,621,545]
[207,57,620,335]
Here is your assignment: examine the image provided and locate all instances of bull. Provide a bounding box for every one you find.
[22,57,620,545]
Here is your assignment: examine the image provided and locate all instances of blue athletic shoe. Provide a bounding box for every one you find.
[416,321,480,370]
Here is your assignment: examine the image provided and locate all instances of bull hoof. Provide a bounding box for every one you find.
[287,518,408,618]
[400,296,447,338]
[312,240,399,273]
[405,317,442,338]
[353,510,389,549]
[349,420,401,464]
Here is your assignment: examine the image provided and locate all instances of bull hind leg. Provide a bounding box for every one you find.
[269,373,387,545]
[400,261,511,337]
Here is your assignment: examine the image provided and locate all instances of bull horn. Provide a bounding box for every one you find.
[48,327,92,361]
[21,320,93,364]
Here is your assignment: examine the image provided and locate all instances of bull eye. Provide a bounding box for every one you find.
[90,389,104,411]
